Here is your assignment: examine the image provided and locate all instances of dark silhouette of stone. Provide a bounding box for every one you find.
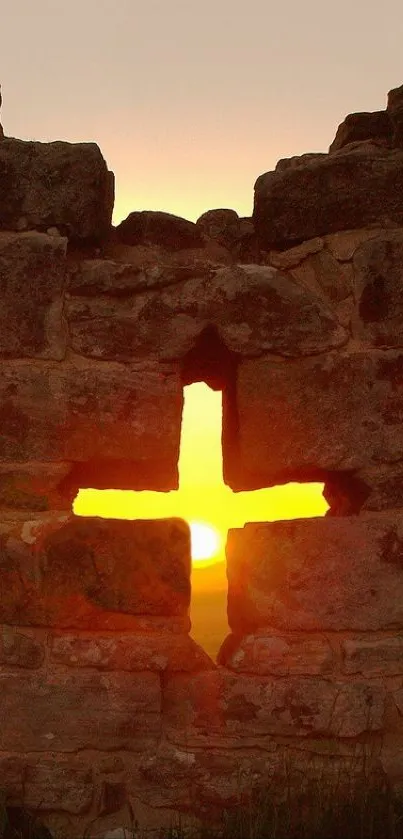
[329,111,392,153]
[387,84,403,147]
[115,210,204,251]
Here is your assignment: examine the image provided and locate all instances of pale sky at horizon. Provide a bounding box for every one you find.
[2,0,403,225]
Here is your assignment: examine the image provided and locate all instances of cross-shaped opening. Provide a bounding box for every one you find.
[73,327,329,658]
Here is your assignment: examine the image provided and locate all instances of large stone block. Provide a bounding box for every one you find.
[342,635,403,676]
[0,626,45,668]
[0,361,182,489]
[0,231,67,358]
[66,263,347,362]
[329,111,392,153]
[0,463,74,511]
[163,670,386,748]
[0,515,191,627]
[223,350,403,489]
[226,514,403,632]
[0,670,160,751]
[352,231,403,347]
[253,145,403,249]
[0,137,114,241]
[50,631,213,671]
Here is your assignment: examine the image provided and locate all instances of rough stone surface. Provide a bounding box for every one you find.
[51,631,213,671]
[352,231,403,347]
[289,249,353,304]
[164,670,386,746]
[342,635,403,676]
[387,84,403,147]
[226,515,403,632]
[224,350,403,489]
[218,631,334,675]
[24,759,94,814]
[0,516,191,627]
[66,263,347,361]
[0,361,182,490]
[253,145,403,249]
[0,232,67,358]
[195,208,241,250]
[268,237,324,269]
[0,670,161,751]
[115,211,204,251]
[0,138,114,241]
[0,462,74,511]
[329,111,392,153]
[0,626,45,668]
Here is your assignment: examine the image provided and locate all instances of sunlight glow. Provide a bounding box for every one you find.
[74,383,328,560]
[190,521,221,561]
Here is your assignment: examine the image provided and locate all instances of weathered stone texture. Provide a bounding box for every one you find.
[0,362,182,489]
[0,231,67,358]
[24,759,94,814]
[116,210,204,250]
[164,670,386,746]
[329,111,392,153]
[0,626,45,668]
[218,631,334,676]
[51,631,213,671]
[66,263,347,362]
[0,516,191,627]
[226,515,403,633]
[224,351,403,489]
[0,138,114,241]
[352,231,403,347]
[342,636,403,676]
[253,145,403,249]
[0,670,160,751]
[0,462,73,511]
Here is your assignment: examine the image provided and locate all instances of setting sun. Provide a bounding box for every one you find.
[190,521,221,561]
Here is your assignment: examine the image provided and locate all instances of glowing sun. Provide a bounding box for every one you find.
[190,520,221,561]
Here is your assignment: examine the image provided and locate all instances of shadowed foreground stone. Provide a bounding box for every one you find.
[0,231,67,359]
[253,145,403,249]
[226,514,403,632]
[352,230,403,347]
[24,759,94,814]
[224,350,403,489]
[0,516,191,627]
[0,138,114,241]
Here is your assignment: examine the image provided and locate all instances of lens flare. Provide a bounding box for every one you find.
[190,520,221,561]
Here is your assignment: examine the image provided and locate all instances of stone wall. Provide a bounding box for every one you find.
[1,86,403,836]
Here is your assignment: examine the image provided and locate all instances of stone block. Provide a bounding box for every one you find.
[253,145,403,249]
[223,350,403,490]
[50,631,213,671]
[0,515,191,627]
[290,250,353,304]
[0,232,67,358]
[115,210,204,250]
[163,671,386,747]
[226,514,403,632]
[352,230,403,347]
[0,361,182,490]
[0,137,114,242]
[24,758,94,814]
[218,631,333,676]
[66,263,347,362]
[0,670,160,751]
[329,111,392,153]
[0,626,45,667]
[342,635,403,675]
[0,463,74,511]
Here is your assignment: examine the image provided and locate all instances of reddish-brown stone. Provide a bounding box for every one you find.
[0,670,161,751]
[0,232,67,359]
[226,514,403,632]
[51,631,213,671]
[0,137,114,241]
[0,515,191,627]
[0,361,182,490]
